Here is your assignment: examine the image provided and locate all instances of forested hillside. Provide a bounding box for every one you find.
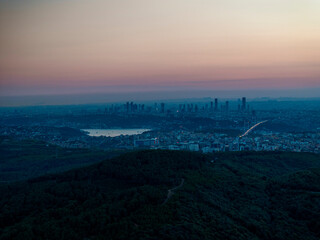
[0,136,122,182]
[0,150,319,240]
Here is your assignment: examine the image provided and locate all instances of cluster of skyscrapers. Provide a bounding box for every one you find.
[106,98,249,114]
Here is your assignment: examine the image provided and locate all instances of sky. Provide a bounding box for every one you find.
[0,0,320,98]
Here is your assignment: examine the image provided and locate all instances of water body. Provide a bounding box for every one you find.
[82,129,151,137]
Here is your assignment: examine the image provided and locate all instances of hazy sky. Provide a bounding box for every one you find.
[1,0,320,96]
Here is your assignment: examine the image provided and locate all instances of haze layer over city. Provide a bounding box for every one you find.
[0,1,320,240]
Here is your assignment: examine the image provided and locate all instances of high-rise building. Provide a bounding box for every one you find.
[210,101,213,110]
[226,101,229,112]
[130,102,134,112]
[181,104,186,112]
[242,97,246,111]
[161,103,165,113]
[126,102,129,112]
[214,98,218,111]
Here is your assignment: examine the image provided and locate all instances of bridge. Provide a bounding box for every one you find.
[239,120,268,138]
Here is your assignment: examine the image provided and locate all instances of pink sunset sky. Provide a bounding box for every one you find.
[0,0,320,97]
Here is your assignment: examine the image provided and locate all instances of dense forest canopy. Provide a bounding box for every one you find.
[0,150,319,240]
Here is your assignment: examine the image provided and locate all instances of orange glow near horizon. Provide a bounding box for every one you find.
[1,0,320,95]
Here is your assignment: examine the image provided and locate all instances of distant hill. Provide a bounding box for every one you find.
[0,150,319,240]
[0,136,123,182]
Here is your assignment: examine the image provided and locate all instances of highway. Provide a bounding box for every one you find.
[239,120,268,138]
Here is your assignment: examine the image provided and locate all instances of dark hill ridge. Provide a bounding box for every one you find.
[0,136,123,182]
[0,151,319,240]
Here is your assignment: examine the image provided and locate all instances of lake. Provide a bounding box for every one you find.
[82,129,151,137]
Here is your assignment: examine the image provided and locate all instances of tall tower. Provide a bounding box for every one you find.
[226,101,229,112]
[126,102,129,113]
[242,97,246,111]
[214,98,218,111]
[161,103,165,113]
[130,102,134,112]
